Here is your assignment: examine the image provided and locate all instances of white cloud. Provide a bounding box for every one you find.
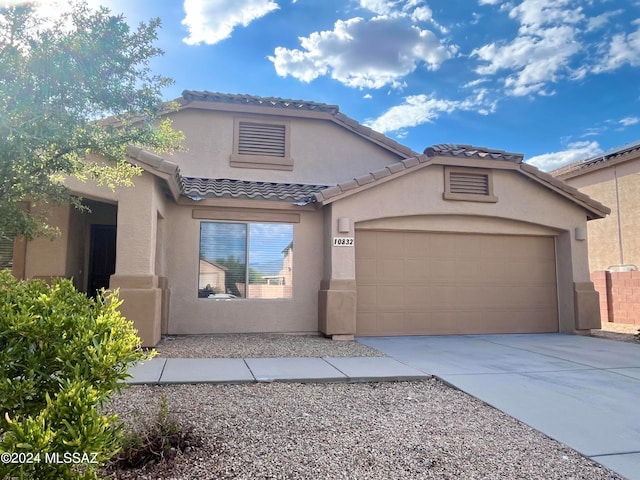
[586,9,623,32]
[472,0,587,96]
[620,116,640,126]
[366,95,458,132]
[358,0,397,16]
[365,91,495,133]
[593,22,640,72]
[526,141,601,171]
[357,0,429,19]
[357,0,446,31]
[474,1,640,96]
[182,0,279,46]
[474,25,580,96]
[411,6,432,22]
[269,16,455,89]
[508,0,584,31]
[463,78,489,88]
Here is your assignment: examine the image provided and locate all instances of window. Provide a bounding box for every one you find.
[0,236,13,270]
[230,118,293,171]
[443,166,498,203]
[198,222,293,299]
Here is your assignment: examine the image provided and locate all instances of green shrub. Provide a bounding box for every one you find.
[0,270,152,480]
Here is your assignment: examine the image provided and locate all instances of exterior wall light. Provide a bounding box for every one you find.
[337,217,351,233]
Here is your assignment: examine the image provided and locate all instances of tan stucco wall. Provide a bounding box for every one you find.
[24,205,72,280]
[563,159,640,271]
[163,203,324,334]
[319,165,596,335]
[165,109,404,184]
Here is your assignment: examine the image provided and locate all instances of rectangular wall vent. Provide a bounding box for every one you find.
[449,172,490,195]
[238,122,286,157]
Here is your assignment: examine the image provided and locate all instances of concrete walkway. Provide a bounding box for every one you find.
[127,356,430,384]
[358,334,640,480]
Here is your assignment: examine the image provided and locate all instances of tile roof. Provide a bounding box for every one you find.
[126,146,327,204]
[180,177,329,203]
[312,145,610,219]
[181,90,340,114]
[424,144,524,163]
[180,90,418,158]
[551,139,640,179]
[313,154,431,203]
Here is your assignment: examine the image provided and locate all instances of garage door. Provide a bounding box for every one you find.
[356,231,558,335]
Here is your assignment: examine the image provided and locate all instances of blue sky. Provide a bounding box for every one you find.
[26,0,640,171]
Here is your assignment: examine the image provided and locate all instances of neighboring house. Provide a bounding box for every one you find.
[197,258,227,296]
[9,91,610,346]
[552,141,640,271]
[552,141,640,326]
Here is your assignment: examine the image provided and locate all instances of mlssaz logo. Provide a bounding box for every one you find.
[44,452,99,464]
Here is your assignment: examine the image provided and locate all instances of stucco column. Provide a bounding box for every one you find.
[318,209,357,340]
[556,230,601,333]
[570,231,601,330]
[109,176,162,347]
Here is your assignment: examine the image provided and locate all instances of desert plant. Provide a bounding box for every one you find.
[0,270,152,479]
[109,395,200,471]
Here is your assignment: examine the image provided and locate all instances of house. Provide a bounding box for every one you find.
[198,258,227,297]
[9,91,610,346]
[552,141,640,326]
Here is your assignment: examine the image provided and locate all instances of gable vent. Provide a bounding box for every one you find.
[449,172,489,195]
[238,122,286,157]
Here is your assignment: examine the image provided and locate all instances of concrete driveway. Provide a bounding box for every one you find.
[358,334,640,480]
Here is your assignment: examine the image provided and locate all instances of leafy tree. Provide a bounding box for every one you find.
[0,1,184,241]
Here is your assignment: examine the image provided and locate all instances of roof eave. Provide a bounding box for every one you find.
[550,140,640,179]
[125,146,181,201]
[519,163,610,220]
[314,150,611,220]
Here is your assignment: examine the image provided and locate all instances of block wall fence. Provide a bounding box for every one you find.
[591,271,640,326]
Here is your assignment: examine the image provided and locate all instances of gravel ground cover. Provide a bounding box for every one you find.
[118,330,632,478]
[105,380,621,480]
[591,322,639,343]
[155,333,386,358]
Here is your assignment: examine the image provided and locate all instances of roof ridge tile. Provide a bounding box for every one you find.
[423,143,524,163]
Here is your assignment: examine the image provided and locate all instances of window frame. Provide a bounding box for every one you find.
[230,117,293,171]
[198,220,294,300]
[443,166,498,203]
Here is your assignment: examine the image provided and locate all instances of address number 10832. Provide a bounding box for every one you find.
[333,237,354,247]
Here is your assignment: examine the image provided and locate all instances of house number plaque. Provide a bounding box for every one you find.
[333,237,354,246]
